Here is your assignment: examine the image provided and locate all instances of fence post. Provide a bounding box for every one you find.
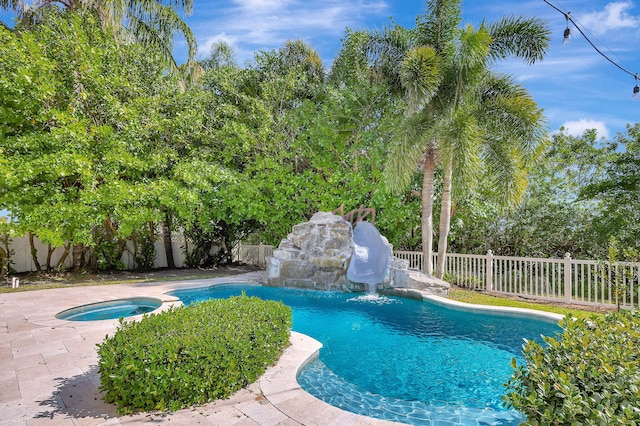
[564,253,572,302]
[486,250,493,291]
[258,244,266,267]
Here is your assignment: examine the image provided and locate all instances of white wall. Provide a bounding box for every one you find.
[3,233,190,273]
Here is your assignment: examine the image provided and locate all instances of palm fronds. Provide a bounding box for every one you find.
[400,45,441,113]
[384,112,435,194]
[488,15,550,65]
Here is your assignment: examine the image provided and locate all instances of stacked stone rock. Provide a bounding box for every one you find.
[265,211,449,296]
[266,212,355,291]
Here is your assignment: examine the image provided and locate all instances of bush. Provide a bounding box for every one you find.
[443,272,483,289]
[97,295,292,414]
[504,311,640,424]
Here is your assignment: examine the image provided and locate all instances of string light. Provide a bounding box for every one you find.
[543,0,639,101]
[562,13,571,46]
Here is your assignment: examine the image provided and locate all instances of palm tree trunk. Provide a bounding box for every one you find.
[436,158,453,279]
[421,149,437,275]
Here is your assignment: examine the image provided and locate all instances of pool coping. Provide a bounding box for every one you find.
[422,294,566,323]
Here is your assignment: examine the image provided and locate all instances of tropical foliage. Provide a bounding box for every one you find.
[0,1,638,273]
[0,0,197,84]
[450,126,640,260]
[505,311,640,423]
[0,10,248,270]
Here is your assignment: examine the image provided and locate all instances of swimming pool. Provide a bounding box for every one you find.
[56,297,162,321]
[169,284,561,425]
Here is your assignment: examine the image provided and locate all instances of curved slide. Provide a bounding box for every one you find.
[346,221,391,286]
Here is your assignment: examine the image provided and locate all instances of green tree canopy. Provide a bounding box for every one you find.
[1,0,197,85]
[581,124,640,254]
[0,9,235,269]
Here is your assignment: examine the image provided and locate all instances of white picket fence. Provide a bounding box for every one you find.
[241,245,639,309]
[394,250,639,309]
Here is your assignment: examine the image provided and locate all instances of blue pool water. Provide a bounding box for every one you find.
[56,297,162,321]
[169,284,561,425]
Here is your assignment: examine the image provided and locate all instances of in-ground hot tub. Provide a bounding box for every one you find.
[56,297,162,321]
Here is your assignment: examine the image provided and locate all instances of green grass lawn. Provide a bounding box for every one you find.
[447,287,608,320]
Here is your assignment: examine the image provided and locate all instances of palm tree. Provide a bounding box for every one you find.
[1,0,197,85]
[379,0,549,277]
[201,40,237,71]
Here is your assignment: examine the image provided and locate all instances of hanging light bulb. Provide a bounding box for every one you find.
[562,27,571,45]
[544,1,640,100]
[562,13,571,46]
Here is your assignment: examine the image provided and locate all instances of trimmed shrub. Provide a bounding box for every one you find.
[97,295,292,414]
[504,311,640,424]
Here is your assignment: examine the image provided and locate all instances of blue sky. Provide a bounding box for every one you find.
[1,0,639,138]
[184,0,640,139]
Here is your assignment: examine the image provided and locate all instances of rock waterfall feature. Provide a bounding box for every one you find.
[265,212,449,296]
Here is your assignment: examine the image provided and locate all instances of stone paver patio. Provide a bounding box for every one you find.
[0,272,403,426]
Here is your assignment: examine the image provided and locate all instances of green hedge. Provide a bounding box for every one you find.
[504,311,640,424]
[97,295,292,414]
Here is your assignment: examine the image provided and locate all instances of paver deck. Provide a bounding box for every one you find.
[0,272,403,426]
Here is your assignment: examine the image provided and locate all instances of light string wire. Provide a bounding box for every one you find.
[543,0,639,87]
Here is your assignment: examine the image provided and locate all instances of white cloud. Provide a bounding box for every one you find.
[234,0,293,9]
[560,119,610,139]
[191,0,389,64]
[198,33,240,59]
[497,55,602,83]
[577,1,640,36]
